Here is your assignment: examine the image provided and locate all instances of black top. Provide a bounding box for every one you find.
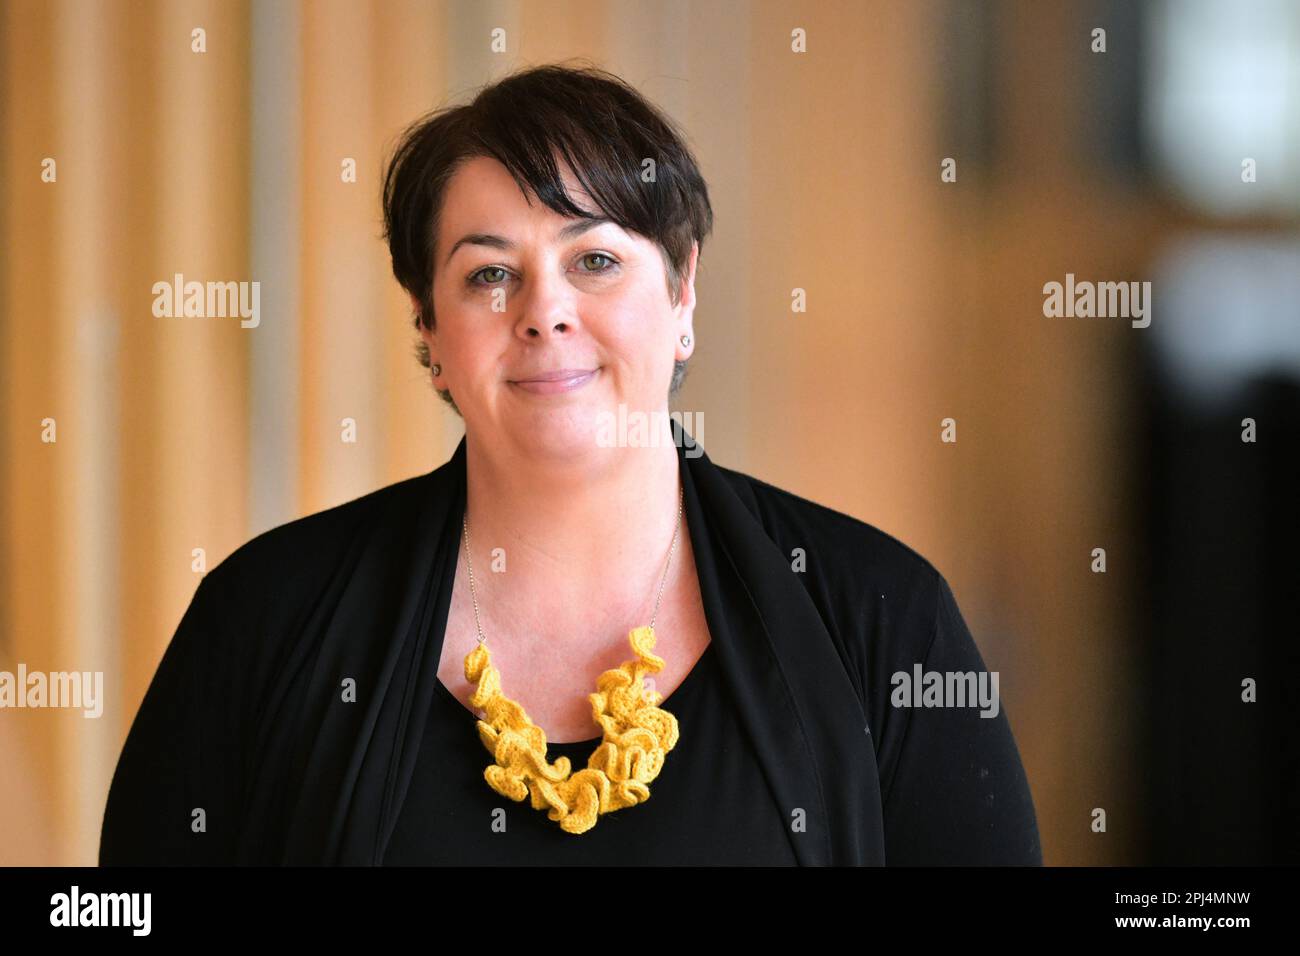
[385,642,799,864]
[99,421,1042,865]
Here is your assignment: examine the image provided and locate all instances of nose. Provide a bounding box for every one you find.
[519,317,571,339]
[514,270,578,342]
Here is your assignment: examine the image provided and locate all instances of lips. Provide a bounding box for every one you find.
[508,367,600,395]
[510,368,598,384]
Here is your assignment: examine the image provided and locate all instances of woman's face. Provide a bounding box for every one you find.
[419,155,697,463]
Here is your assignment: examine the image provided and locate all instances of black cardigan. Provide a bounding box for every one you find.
[99,426,1042,866]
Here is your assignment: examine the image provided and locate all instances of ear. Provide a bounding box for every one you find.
[674,241,699,360]
[410,293,439,370]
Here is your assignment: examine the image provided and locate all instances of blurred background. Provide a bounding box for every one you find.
[2,0,1296,866]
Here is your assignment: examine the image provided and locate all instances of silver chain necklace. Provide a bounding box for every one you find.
[462,482,685,646]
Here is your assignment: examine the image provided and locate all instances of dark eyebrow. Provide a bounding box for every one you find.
[442,217,613,268]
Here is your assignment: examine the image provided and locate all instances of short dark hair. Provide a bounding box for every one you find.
[381,60,714,415]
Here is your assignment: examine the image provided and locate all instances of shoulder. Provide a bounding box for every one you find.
[705,460,959,714]
[714,461,945,608]
[200,468,440,613]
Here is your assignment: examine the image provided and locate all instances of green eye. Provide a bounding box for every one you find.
[580,253,617,272]
[469,266,509,286]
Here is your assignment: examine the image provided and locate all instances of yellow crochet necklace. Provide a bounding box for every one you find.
[459,483,684,835]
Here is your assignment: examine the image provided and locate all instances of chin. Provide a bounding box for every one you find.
[505,403,612,460]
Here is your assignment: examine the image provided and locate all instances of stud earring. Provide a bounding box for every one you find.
[680,334,691,347]
[431,363,442,376]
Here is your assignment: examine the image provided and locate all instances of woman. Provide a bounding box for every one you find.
[99,64,1041,866]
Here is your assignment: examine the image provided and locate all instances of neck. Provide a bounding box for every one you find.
[460,432,685,628]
